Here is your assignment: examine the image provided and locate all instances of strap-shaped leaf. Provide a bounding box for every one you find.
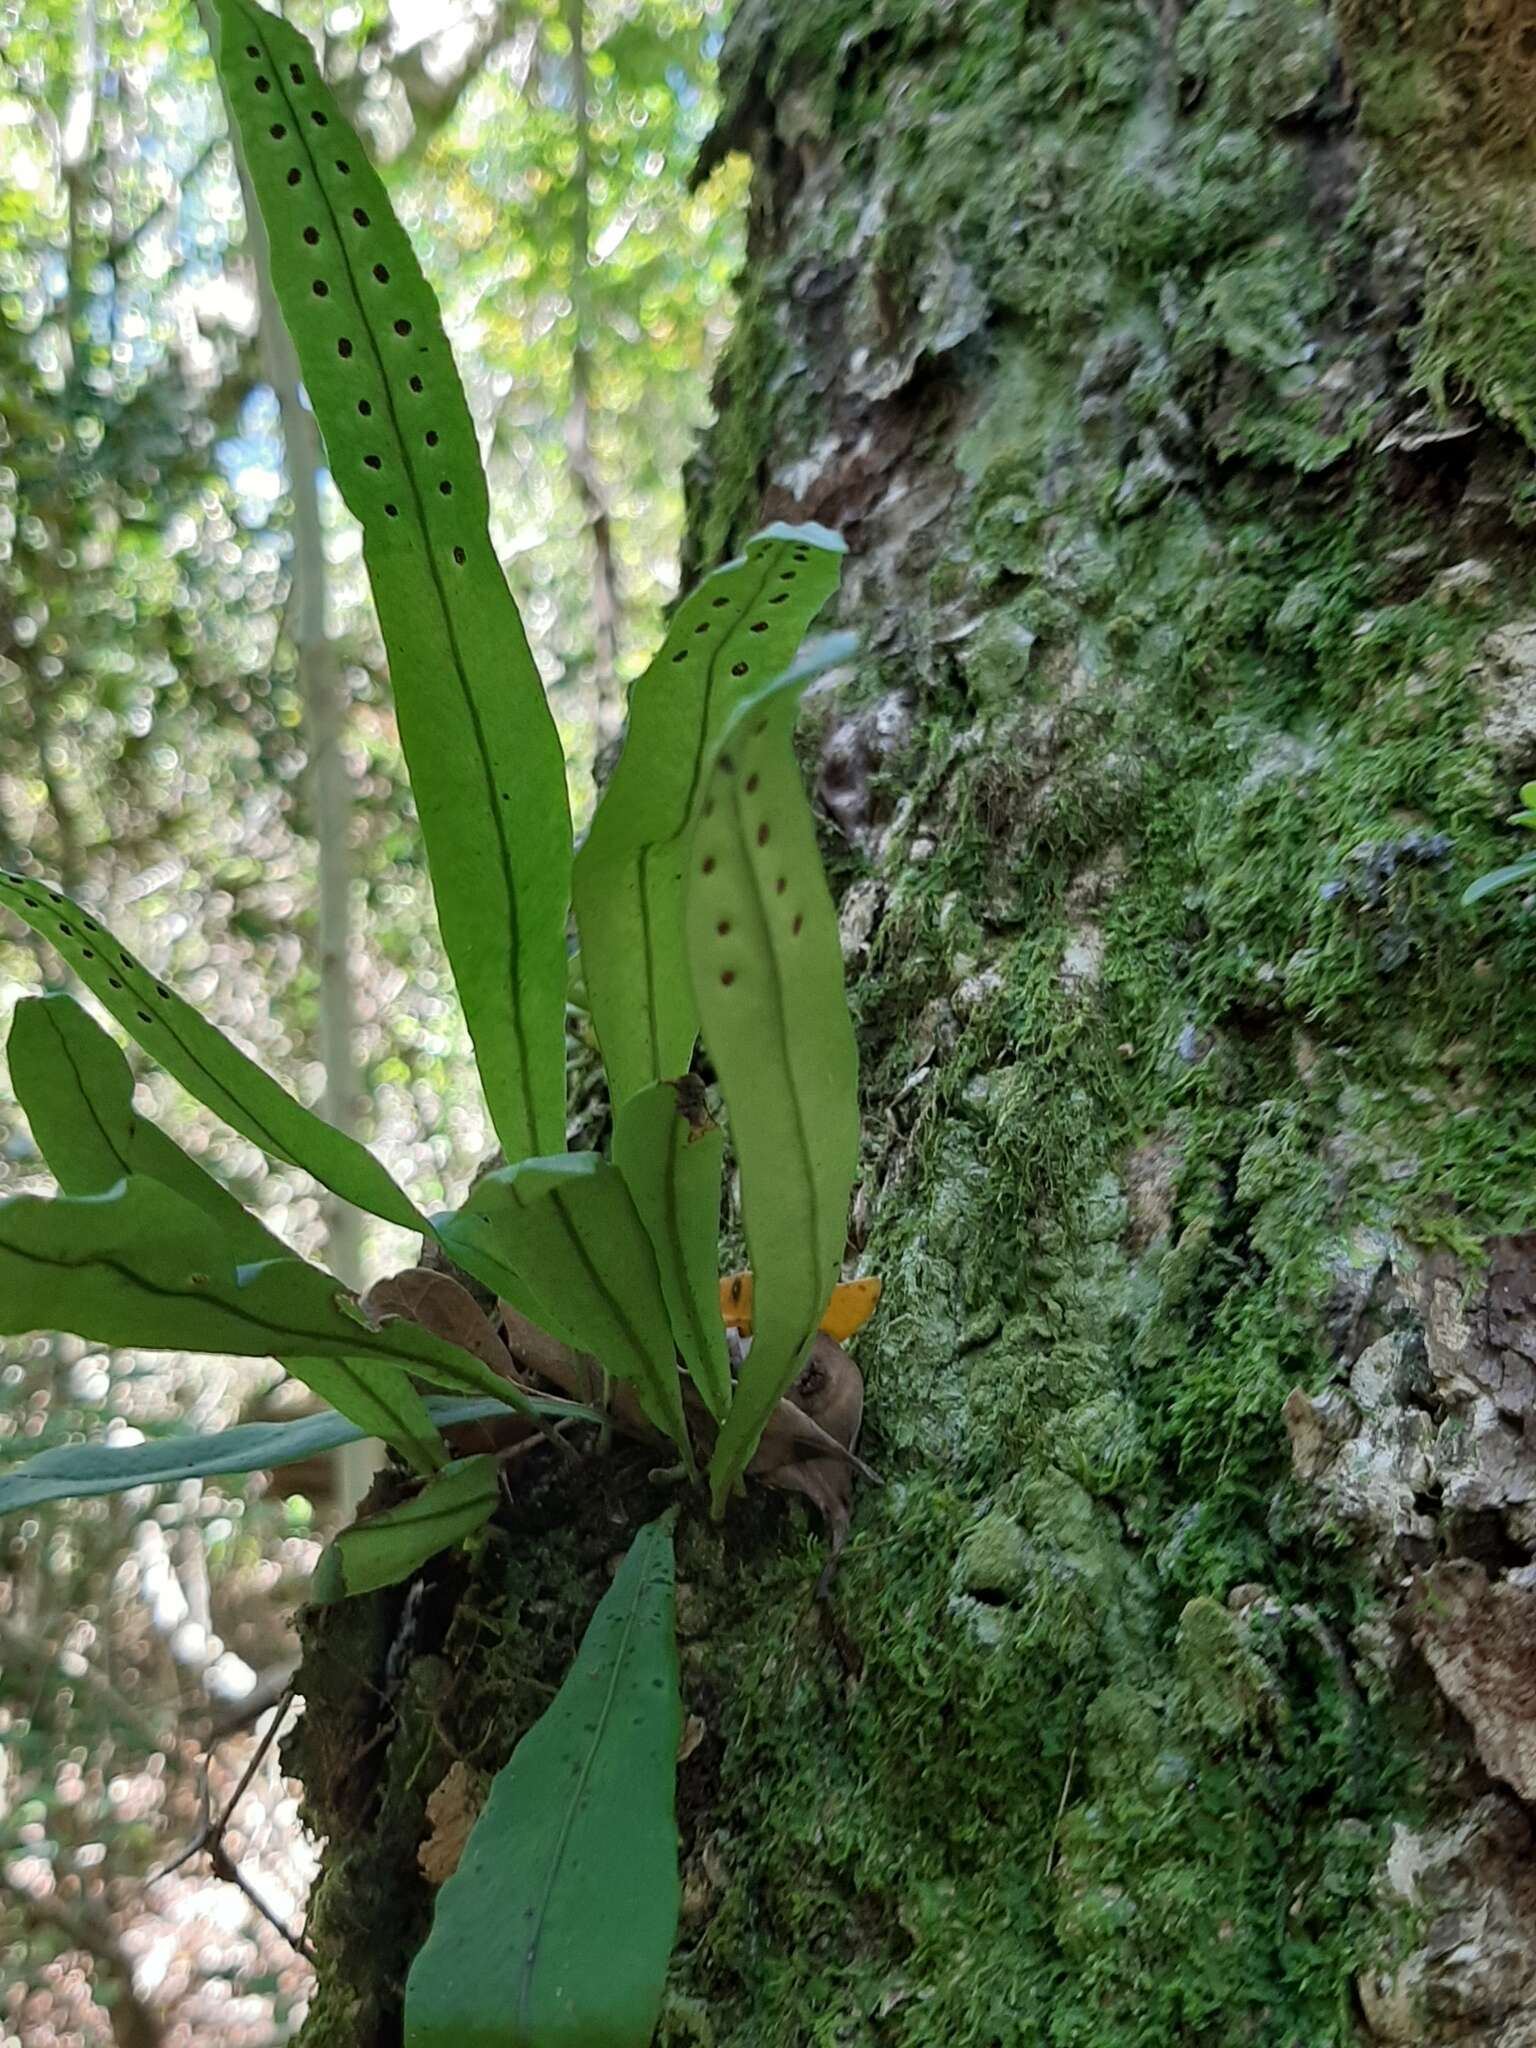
[573,525,845,1107]
[404,1514,680,2048]
[0,1176,554,1417]
[0,876,423,1231]
[215,0,572,1162]
[1463,853,1536,904]
[313,1454,499,1602]
[683,664,860,1513]
[7,995,444,1473]
[435,1154,690,1458]
[0,1396,541,1515]
[612,1080,730,1422]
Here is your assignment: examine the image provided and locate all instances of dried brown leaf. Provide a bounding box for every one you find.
[418,1760,482,1885]
[748,1332,868,1558]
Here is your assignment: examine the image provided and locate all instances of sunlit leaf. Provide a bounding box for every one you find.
[0,1397,537,1515]
[0,1176,557,1419]
[0,877,424,1231]
[612,1079,729,1422]
[435,1154,691,1459]
[7,994,444,1473]
[573,526,845,1108]
[214,0,572,1162]
[682,656,861,1513]
[313,1455,500,1602]
[403,1514,681,2048]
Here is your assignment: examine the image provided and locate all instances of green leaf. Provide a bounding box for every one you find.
[683,659,861,1513]
[314,1455,500,1601]
[7,995,444,1474]
[573,525,844,1108]
[214,0,572,1162]
[1462,855,1536,905]
[0,1177,555,1416]
[612,1081,729,1423]
[0,878,424,1231]
[435,1154,691,1459]
[0,1397,539,1514]
[404,1515,681,2048]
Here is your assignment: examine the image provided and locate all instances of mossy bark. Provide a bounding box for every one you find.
[293,5,1536,2043]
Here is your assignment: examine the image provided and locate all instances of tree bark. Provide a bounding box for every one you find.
[292,6,1536,2044]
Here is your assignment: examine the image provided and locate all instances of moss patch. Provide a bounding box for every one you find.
[658,0,1536,2041]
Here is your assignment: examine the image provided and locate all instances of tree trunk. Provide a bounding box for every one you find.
[291,5,1536,2044]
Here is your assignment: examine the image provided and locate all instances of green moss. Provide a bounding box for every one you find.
[655,0,1536,2038]
[1344,2,1536,445]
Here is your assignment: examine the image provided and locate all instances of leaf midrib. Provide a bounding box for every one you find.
[516,1537,657,2034]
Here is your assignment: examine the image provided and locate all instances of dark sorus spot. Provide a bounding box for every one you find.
[672,650,687,663]
[245,43,260,56]
[792,914,804,934]
[694,622,709,635]
[364,454,382,470]
[157,985,171,999]
[756,823,770,846]
[136,1009,152,1024]
[21,897,38,908]
[385,503,399,518]
[718,754,734,773]
[720,970,735,986]
[702,856,716,875]
[337,337,354,357]
[372,263,389,283]
[452,545,466,564]
[750,621,767,633]
[745,773,759,793]
[311,279,328,297]
[716,919,731,936]
[80,948,94,959]
[393,318,412,336]
[107,976,123,989]
[57,922,72,936]
[83,918,98,931]
[287,168,302,186]
[352,206,369,226]
[768,593,787,604]
[775,876,787,894]
[425,430,439,446]
[357,399,372,416]
[270,122,286,139]
[288,62,304,83]
[254,74,271,92]
[730,662,748,677]
[334,158,351,173]
[409,375,423,393]
[310,109,328,126]
[438,481,452,496]
[118,953,132,970]
[303,226,319,245]
[712,596,729,608]
[780,570,796,581]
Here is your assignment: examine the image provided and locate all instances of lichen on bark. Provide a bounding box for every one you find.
[293,3,1536,2043]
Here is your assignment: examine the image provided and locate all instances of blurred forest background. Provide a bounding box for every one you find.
[0,2,741,2039]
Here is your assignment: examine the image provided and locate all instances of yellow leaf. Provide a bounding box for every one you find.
[719,1271,882,1342]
